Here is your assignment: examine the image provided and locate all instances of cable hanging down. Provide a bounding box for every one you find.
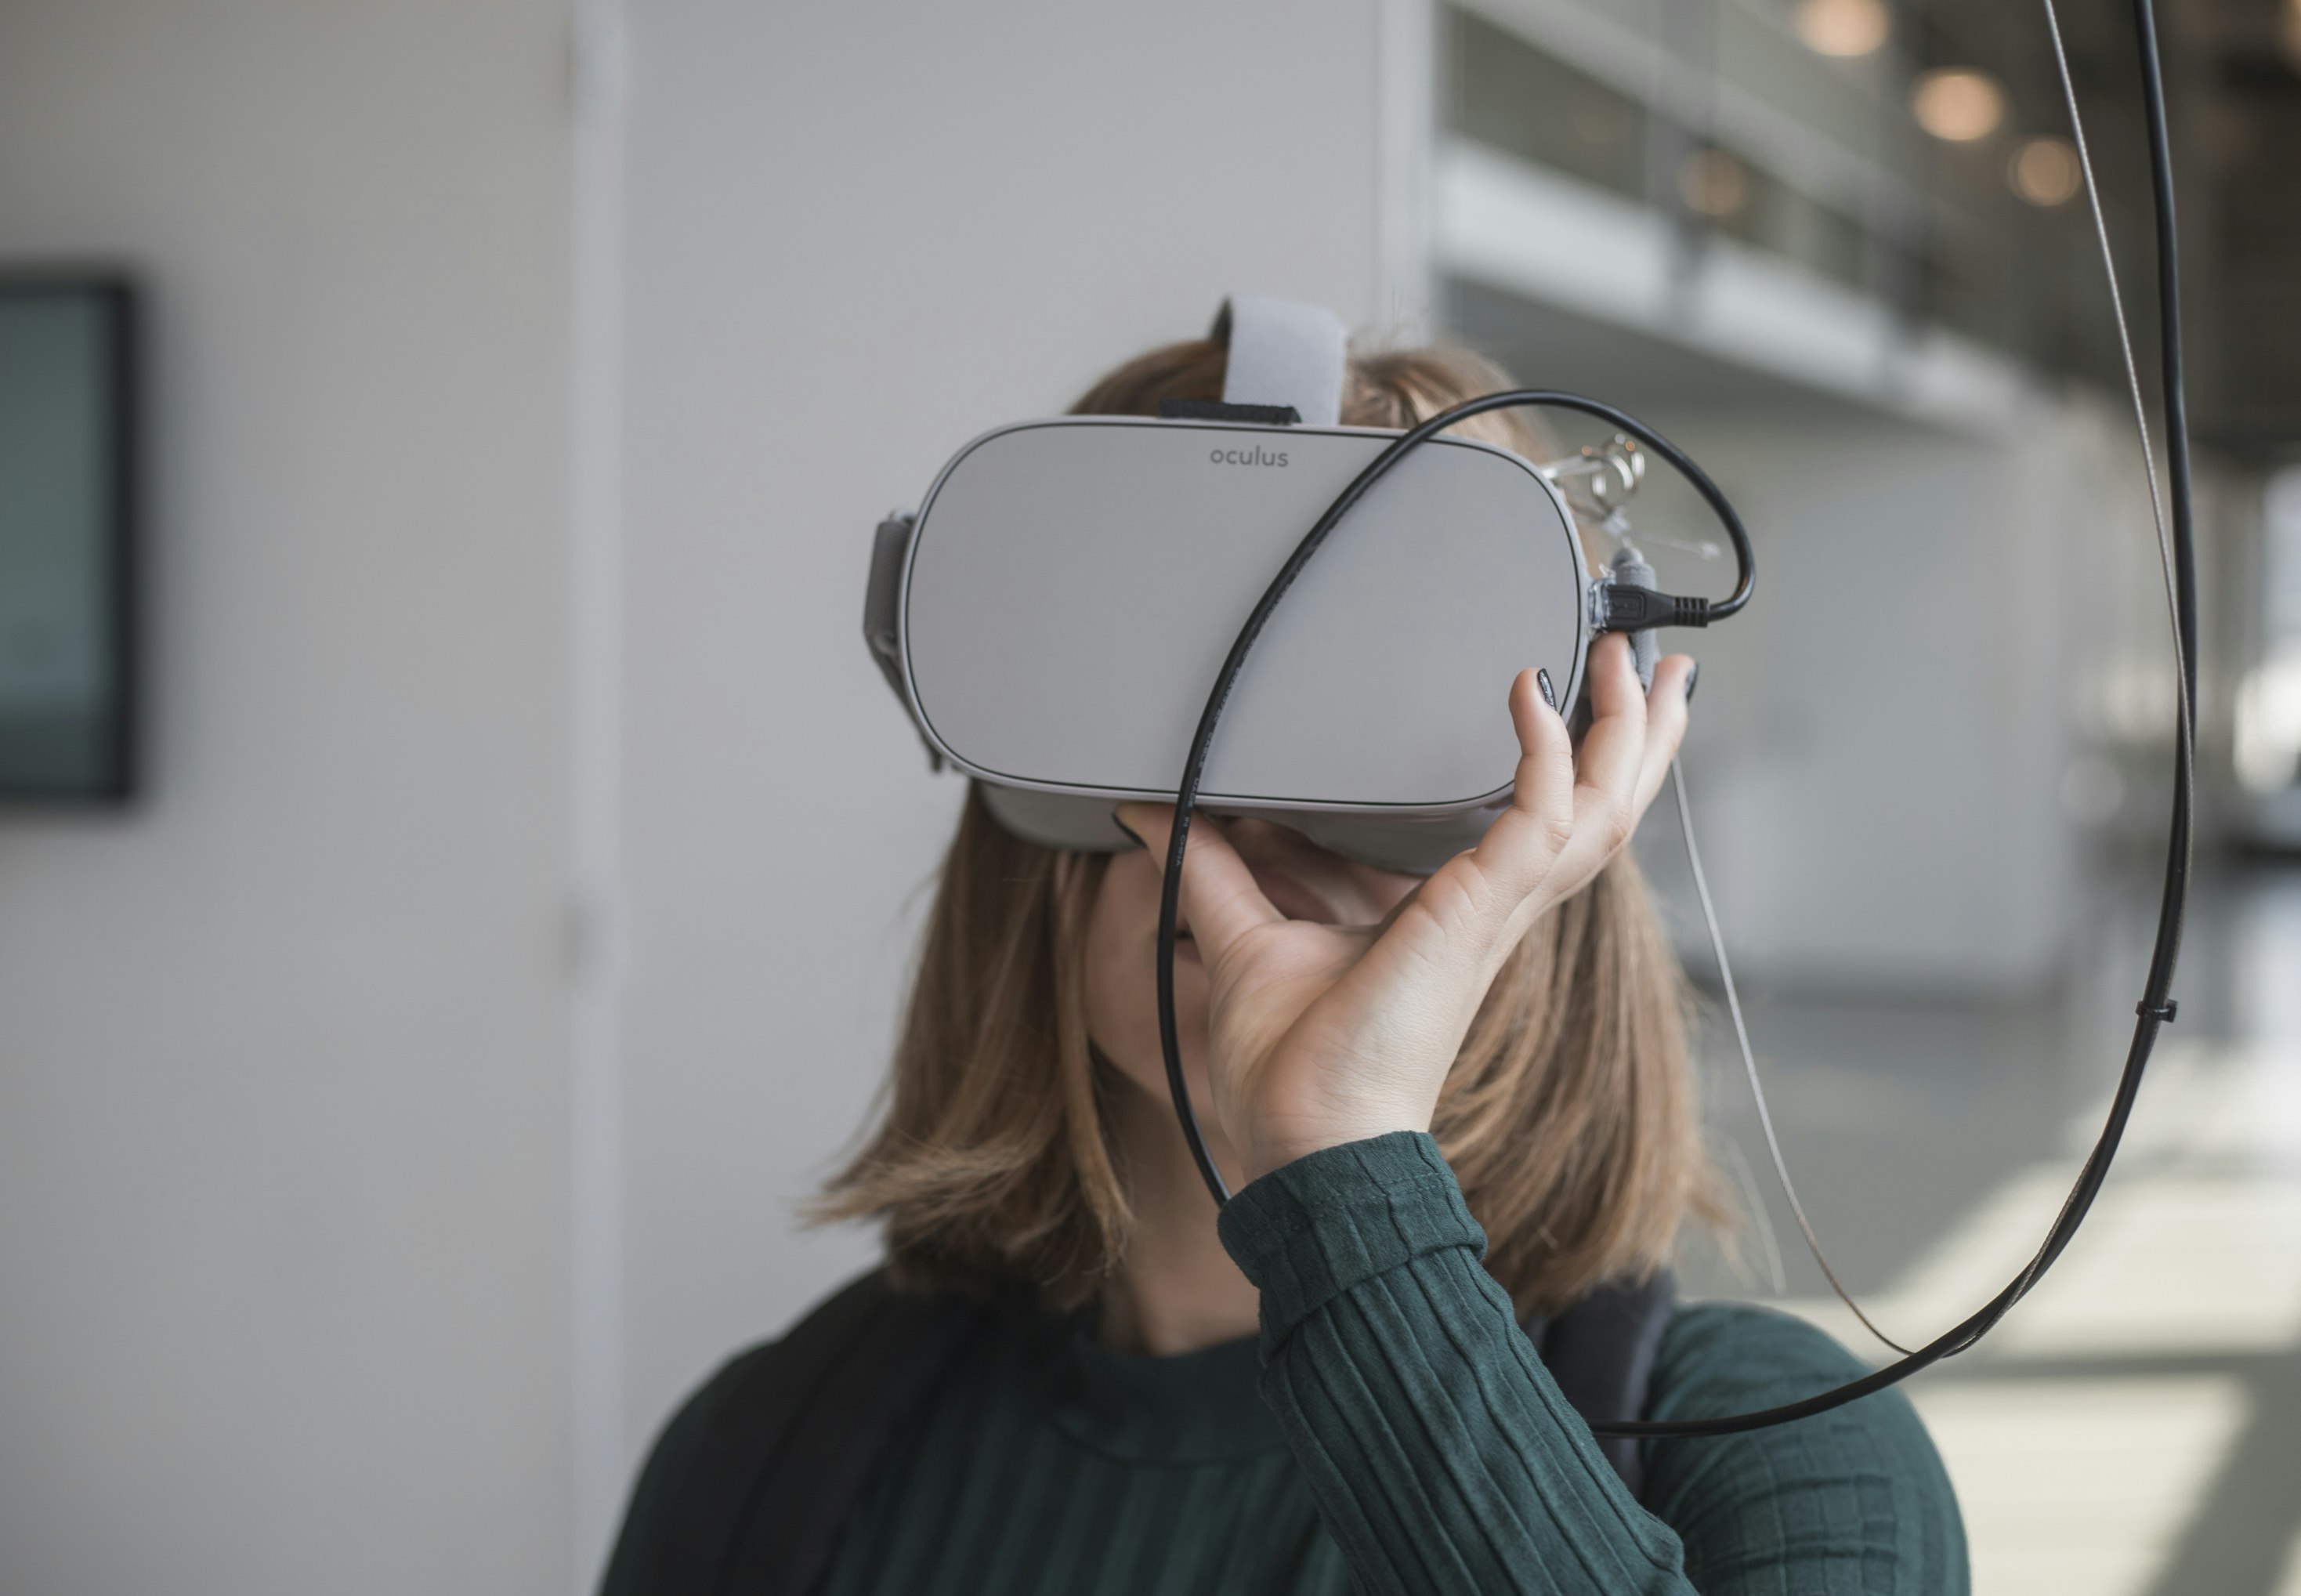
[1670,758,1915,1359]
[1151,0,2194,1437]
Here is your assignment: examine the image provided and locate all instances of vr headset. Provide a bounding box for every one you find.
[862,295,1642,874]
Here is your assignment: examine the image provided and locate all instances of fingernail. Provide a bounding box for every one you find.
[1684,662,1700,704]
[1536,669,1557,711]
[1112,813,1146,849]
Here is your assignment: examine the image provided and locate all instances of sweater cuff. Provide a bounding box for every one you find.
[1217,1131,1487,1352]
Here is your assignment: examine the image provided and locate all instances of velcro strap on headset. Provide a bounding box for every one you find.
[1211,295,1347,427]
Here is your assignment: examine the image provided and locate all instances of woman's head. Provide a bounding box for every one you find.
[818,333,1718,1317]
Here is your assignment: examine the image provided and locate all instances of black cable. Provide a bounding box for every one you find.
[2134,0,2199,722]
[2131,0,2199,1059]
[1155,0,2194,1436]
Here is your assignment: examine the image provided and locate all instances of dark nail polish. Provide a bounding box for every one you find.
[1112,815,1146,849]
[1684,662,1700,704]
[1536,669,1557,711]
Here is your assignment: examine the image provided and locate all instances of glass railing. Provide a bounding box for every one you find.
[1440,1,2136,391]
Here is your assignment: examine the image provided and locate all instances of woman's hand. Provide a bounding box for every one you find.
[1117,635,1693,1184]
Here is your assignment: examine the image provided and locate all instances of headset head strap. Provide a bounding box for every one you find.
[1210,295,1348,427]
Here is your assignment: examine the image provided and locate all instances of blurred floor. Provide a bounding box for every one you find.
[1678,856,2301,1596]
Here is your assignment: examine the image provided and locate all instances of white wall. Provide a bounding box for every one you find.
[1623,401,2144,995]
[610,0,1422,1544]
[0,4,576,1593]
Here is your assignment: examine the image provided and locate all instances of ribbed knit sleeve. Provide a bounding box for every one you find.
[1217,1133,1966,1596]
[1217,1132,1689,1594]
[1641,1305,1968,1594]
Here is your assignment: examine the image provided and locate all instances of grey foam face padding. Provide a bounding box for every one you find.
[1214,295,1348,427]
[892,418,1591,870]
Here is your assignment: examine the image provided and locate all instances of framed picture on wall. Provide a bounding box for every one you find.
[0,273,136,802]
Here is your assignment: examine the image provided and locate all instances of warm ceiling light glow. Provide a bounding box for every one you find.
[1912,67,2006,142]
[2280,0,2301,74]
[1794,0,1891,58]
[1678,149,1752,219]
[2010,136,2082,204]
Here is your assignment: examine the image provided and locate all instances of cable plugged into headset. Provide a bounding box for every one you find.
[1595,582,1712,634]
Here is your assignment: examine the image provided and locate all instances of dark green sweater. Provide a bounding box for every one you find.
[823,1135,1964,1593]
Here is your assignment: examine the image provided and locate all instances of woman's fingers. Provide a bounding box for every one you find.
[1464,640,1641,896]
[1541,635,1651,883]
[1632,653,1696,813]
[1460,638,1694,932]
[1572,634,1651,812]
[1115,802,1283,962]
[1551,644,1697,892]
[1460,667,1575,903]
[1506,665,1577,827]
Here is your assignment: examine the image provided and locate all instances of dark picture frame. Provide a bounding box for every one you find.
[0,272,138,802]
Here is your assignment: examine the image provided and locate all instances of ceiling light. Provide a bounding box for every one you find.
[2010,136,2081,205]
[1912,67,2006,142]
[1794,0,1891,58]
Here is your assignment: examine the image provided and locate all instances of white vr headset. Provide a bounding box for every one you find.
[862,295,1723,874]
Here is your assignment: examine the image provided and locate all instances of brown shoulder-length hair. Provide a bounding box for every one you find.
[816,336,1721,1318]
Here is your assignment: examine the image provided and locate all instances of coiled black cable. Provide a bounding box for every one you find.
[1153,0,2195,1436]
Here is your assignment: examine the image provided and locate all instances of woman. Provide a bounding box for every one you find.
[606,337,1966,1594]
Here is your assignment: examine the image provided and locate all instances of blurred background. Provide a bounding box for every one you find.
[0,1,2296,1591]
